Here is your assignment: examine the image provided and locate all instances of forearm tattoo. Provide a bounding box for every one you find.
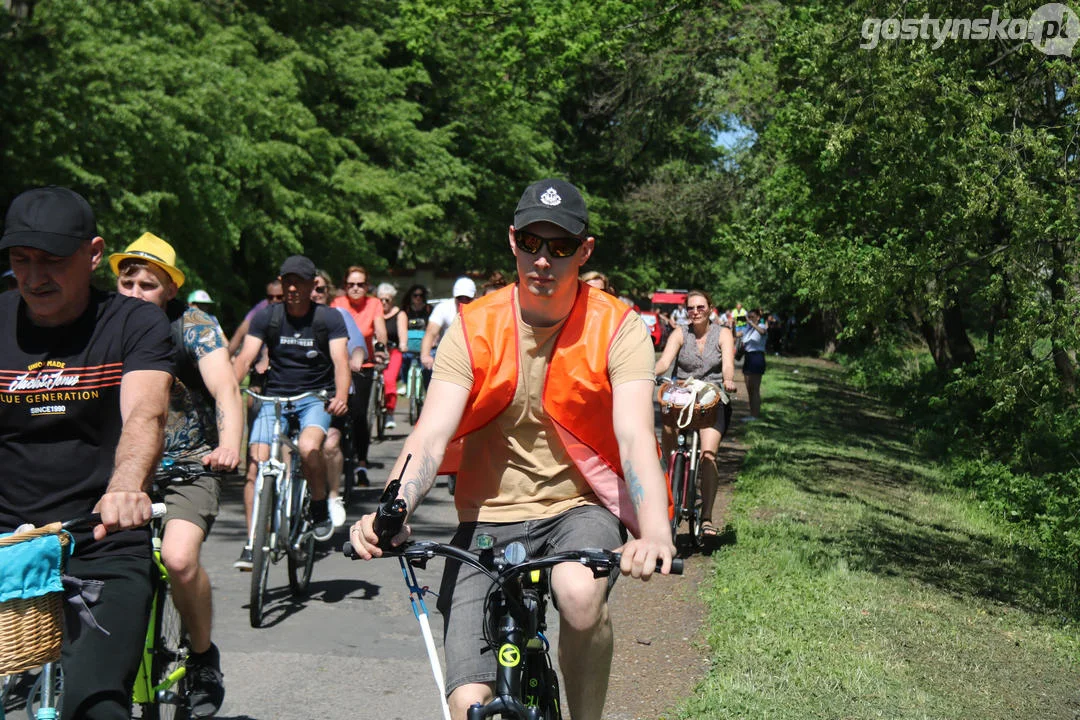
[623,460,645,509]
[216,402,225,436]
[401,451,440,514]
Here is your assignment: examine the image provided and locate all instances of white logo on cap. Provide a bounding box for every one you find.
[540,187,562,207]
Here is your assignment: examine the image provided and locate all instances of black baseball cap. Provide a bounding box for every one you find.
[279,255,316,280]
[514,179,589,237]
[1,186,98,257]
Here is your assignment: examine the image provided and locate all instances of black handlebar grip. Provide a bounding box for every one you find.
[342,540,359,559]
[666,558,684,575]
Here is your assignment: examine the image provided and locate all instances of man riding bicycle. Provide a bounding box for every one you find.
[349,179,676,720]
[111,232,244,716]
[233,255,350,563]
[0,187,173,720]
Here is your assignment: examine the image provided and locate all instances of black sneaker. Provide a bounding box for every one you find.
[186,643,225,717]
[233,547,252,571]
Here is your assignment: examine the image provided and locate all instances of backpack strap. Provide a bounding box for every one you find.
[265,302,331,360]
[265,301,285,351]
[312,305,331,360]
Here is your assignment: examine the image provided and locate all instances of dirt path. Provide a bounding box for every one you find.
[604,375,750,719]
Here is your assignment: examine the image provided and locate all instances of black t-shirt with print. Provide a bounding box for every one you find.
[0,289,174,558]
[248,303,347,396]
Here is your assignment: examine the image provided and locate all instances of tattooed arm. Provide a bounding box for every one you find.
[612,378,676,579]
[347,378,470,559]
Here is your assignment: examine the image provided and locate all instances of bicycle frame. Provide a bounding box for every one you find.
[130,520,185,708]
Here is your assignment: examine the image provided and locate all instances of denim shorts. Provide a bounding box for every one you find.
[248,394,331,445]
[436,505,625,696]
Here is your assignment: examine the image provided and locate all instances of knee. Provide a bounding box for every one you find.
[298,439,323,462]
[161,541,201,585]
[449,683,493,719]
[555,582,608,632]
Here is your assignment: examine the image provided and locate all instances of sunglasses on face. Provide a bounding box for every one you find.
[346,281,366,289]
[411,292,425,298]
[267,294,284,302]
[687,305,708,312]
[515,230,583,259]
[312,286,327,295]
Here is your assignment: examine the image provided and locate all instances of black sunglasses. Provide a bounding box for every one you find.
[312,286,327,294]
[515,230,583,259]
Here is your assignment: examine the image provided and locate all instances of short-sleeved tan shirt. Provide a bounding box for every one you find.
[432,288,655,522]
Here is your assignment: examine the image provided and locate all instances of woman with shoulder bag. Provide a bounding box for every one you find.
[653,289,736,536]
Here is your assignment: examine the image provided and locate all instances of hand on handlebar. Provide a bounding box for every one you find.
[202,446,240,472]
[421,353,435,371]
[92,490,154,541]
[327,394,349,416]
[723,378,737,393]
[616,534,676,580]
[348,512,412,560]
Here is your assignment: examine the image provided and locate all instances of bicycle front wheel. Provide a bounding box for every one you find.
[374,381,387,441]
[249,470,275,628]
[687,456,703,549]
[135,582,189,720]
[287,474,315,595]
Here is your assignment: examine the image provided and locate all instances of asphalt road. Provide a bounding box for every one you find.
[208,414,462,720]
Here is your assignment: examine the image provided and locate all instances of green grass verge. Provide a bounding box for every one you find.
[676,357,1080,720]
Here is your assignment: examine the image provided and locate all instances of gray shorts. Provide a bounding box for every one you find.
[163,473,220,536]
[437,504,625,696]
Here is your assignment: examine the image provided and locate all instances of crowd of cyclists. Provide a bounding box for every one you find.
[0,179,768,720]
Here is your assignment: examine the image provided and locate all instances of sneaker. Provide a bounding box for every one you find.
[384,418,397,430]
[329,497,346,528]
[233,547,253,571]
[354,466,369,487]
[312,516,335,542]
[186,643,225,717]
[397,382,407,395]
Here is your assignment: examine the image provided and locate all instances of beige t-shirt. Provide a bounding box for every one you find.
[433,290,655,522]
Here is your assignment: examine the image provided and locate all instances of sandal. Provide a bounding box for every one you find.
[700,521,721,537]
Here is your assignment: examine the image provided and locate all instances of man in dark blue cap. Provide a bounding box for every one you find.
[0,186,174,719]
[232,254,351,565]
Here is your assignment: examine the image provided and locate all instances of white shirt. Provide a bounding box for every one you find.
[428,299,458,340]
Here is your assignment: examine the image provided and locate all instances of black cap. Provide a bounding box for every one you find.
[1,187,98,257]
[514,179,588,237]
[279,255,316,280]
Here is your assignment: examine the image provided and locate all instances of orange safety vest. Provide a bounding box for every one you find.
[439,282,653,536]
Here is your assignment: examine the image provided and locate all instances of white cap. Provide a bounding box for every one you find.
[187,289,213,304]
[452,277,476,299]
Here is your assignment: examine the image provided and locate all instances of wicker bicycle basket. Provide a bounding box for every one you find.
[656,379,722,431]
[0,522,69,675]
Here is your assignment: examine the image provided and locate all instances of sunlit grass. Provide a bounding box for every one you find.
[677,358,1080,719]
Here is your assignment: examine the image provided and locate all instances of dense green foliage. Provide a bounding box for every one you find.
[1,1,1077,583]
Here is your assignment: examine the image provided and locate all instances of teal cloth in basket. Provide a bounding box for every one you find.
[0,532,67,603]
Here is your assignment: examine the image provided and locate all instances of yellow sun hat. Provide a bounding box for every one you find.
[108,232,185,288]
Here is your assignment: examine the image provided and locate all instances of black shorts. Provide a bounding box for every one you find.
[742,351,766,375]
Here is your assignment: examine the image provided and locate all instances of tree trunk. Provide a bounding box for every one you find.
[1049,239,1077,395]
[943,303,976,366]
[910,300,952,371]
[821,310,841,355]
